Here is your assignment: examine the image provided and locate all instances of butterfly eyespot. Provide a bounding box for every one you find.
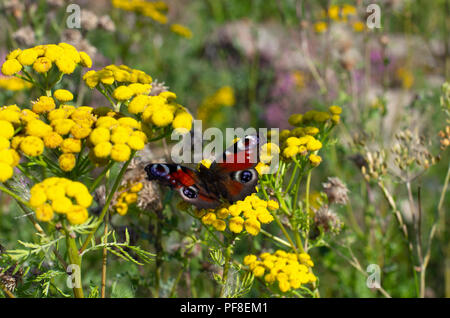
[181,186,198,199]
[233,169,255,184]
[240,170,253,183]
[150,164,170,178]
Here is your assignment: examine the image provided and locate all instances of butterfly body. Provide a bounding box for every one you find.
[145,135,261,209]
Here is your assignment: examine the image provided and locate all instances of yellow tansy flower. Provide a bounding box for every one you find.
[59,153,76,171]
[244,218,261,236]
[94,141,113,158]
[309,154,322,166]
[32,96,56,114]
[229,216,244,233]
[55,56,77,74]
[79,51,92,68]
[0,120,14,139]
[33,57,52,73]
[17,48,38,66]
[66,205,89,225]
[172,112,193,132]
[152,107,174,127]
[306,139,322,151]
[314,21,328,33]
[54,89,74,102]
[60,138,82,153]
[0,162,13,182]
[329,105,342,115]
[170,24,193,39]
[113,85,134,101]
[43,132,63,149]
[90,127,111,145]
[1,59,22,76]
[20,136,44,156]
[111,143,131,162]
[35,204,54,222]
[282,146,299,158]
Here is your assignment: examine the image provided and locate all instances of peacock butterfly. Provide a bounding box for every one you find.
[144,135,261,209]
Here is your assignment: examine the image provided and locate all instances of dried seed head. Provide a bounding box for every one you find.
[94,157,163,214]
[81,10,99,31]
[390,128,437,182]
[0,265,23,292]
[13,26,35,46]
[149,79,169,96]
[313,205,343,236]
[438,125,450,150]
[322,177,349,205]
[362,150,387,181]
[98,15,116,32]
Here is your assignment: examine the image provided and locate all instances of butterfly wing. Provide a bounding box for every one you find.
[145,135,263,209]
[145,163,221,209]
[208,135,261,202]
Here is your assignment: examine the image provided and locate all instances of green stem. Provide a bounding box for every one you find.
[260,228,291,248]
[285,163,298,193]
[48,72,64,89]
[304,170,312,250]
[261,186,303,254]
[438,163,450,235]
[292,158,305,211]
[78,152,135,254]
[98,84,116,109]
[272,213,299,255]
[169,260,187,298]
[66,235,84,298]
[154,211,163,297]
[0,184,32,208]
[220,240,234,298]
[89,161,115,192]
[16,164,39,183]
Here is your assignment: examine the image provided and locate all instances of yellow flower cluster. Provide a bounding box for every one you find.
[197,86,235,122]
[113,181,144,215]
[111,0,168,24]
[170,24,193,39]
[1,43,92,76]
[89,113,147,163]
[2,102,94,172]
[314,21,328,33]
[0,77,32,91]
[279,106,342,165]
[0,118,20,182]
[255,142,281,175]
[315,5,365,33]
[244,250,317,293]
[84,64,192,135]
[33,105,94,171]
[83,64,152,90]
[195,193,278,236]
[29,177,92,225]
[130,91,193,132]
[326,4,357,22]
